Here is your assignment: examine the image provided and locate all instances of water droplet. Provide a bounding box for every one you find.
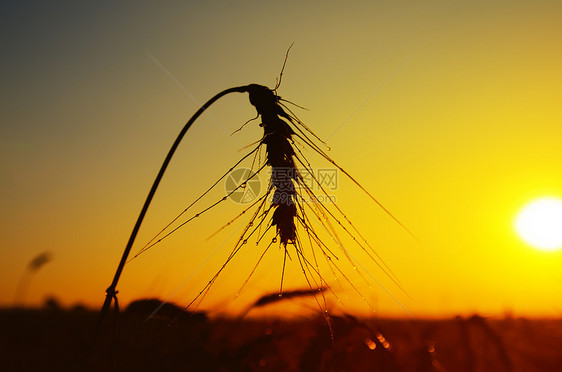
[366,338,377,350]
[248,222,253,227]
[241,182,247,188]
[272,237,277,243]
[242,239,248,244]
[326,146,332,151]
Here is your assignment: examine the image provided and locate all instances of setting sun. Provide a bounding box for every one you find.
[515,197,562,251]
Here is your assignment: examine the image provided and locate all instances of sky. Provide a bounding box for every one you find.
[2,0,562,318]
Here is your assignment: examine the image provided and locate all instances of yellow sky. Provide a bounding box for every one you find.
[2,0,562,318]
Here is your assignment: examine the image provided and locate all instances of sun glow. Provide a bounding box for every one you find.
[515,197,562,251]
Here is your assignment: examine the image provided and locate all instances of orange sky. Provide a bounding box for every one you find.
[2,0,562,318]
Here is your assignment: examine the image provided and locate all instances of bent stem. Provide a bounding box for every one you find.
[94,85,249,348]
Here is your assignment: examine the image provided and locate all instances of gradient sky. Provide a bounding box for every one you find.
[2,0,562,318]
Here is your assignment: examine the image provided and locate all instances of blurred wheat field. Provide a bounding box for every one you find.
[2,300,561,371]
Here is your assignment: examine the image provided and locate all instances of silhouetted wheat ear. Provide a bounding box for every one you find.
[99,48,416,354]
[127,81,413,324]
[247,84,297,246]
